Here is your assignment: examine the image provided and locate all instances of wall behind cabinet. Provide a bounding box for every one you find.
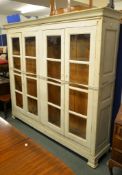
[112,24,122,141]
[0,34,7,46]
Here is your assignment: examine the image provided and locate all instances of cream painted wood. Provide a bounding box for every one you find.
[4,8,120,30]
[6,7,120,168]
[37,30,46,123]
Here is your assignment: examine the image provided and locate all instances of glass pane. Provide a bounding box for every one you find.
[16,92,23,108]
[26,58,36,74]
[28,97,38,115]
[12,38,20,55]
[69,89,88,116]
[27,78,37,97]
[14,75,22,91]
[69,114,86,139]
[48,83,60,105]
[48,105,60,127]
[25,37,36,57]
[47,36,61,59]
[47,61,61,79]
[70,34,90,61]
[13,57,21,70]
[70,63,89,85]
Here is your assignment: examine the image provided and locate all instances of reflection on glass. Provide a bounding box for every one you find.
[16,92,23,108]
[12,38,20,55]
[48,105,60,127]
[14,75,22,91]
[47,61,61,79]
[47,78,59,84]
[26,74,36,78]
[28,97,38,115]
[69,89,88,116]
[26,58,36,74]
[70,34,90,61]
[25,37,36,57]
[14,70,21,74]
[27,78,37,97]
[48,83,60,105]
[70,63,89,85]
[69,83,88,90]
[47,36,61,59]
[13,57,21,70]
[69,114,86,139]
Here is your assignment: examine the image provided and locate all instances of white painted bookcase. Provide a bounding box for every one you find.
[5,7,120,168]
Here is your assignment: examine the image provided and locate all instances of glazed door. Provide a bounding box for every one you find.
[65,26,96,146]
[22,32,39,119]
[42,29,65,134]
[9,33,24,110]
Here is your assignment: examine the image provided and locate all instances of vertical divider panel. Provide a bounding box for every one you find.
[36,31,42,122]
[40,30,48,124]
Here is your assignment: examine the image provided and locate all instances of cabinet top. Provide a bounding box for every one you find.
[115,105,122,125]
[4,7,120,30]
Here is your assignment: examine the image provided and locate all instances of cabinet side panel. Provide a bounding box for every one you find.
[94,84,114,151]
[95,18,120,152]
[102,30,116,74]
[100,18,120,84]
[96,103,112,148]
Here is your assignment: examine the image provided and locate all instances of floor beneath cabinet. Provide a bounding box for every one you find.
[0,110,122,175]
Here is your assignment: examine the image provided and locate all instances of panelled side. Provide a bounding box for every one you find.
[95,18,120,153]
